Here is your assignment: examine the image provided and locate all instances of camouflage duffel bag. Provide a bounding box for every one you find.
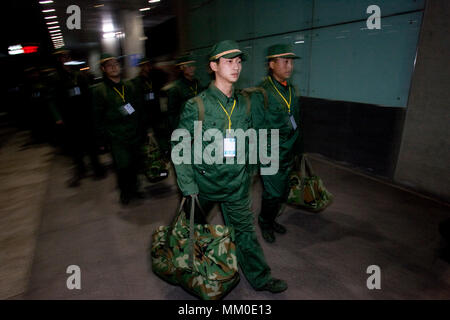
[287,154,333,212]
[151,196,240,300]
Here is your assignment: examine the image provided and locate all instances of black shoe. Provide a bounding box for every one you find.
[258,218,275,243]
[273,221,287,234]
[257,278,288,293]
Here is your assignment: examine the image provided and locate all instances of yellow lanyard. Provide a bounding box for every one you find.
[113,85,125,103]
[145,80,152,91]
[218,99,236,131]
[268,76,291,114]
[190,82,198,95]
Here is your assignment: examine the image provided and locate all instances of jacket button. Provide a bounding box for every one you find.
[201,170,206,175]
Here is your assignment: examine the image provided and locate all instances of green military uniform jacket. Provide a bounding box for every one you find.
[91,77,144,147]
[252,75,302,170]
[130,74,161,131]
[52,69,93,130]
[166,76,201,132]
[173,83,253,202]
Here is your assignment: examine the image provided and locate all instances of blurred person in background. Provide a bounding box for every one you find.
[164,55,201,135]
[92,54,146,205]
[53,50,105,187]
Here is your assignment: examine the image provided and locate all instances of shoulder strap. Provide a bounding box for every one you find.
[241,87,269,110]
[193,95,205,121]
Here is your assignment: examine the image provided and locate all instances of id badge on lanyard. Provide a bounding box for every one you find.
[69,87,81,97]
[145,92,155,101]
[289,114,297,130]
[121,103,135,115]
[223,130,236,158]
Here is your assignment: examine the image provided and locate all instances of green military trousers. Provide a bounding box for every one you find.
[261,165,293,201]
[110,140,142,197]
[259,165,294,225]
[197,194,272,289]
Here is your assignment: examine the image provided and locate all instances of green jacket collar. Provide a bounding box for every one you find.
[104,77,124,88]
[208,82,236,105]
[268,75,291,92]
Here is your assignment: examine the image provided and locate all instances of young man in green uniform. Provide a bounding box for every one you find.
[252,44,303,243]
[92,54,145,205]
[53,50,105,187]
[166,55,201,134]
[172,40,287,293]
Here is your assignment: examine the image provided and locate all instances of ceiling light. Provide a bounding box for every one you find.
[149,0,161,3]
[45,16,57,19]
[102,23,114,32]
[140,8,151,11]
[39,1,54,4]
[48,26,60,29]
[46,21,58,25]
[42,9,56,13]
[103,32,115,39]
[50,29,61,33]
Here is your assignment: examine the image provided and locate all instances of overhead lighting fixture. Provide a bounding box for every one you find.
[39,1,54,4]
[80,67,90,71]
[294,40,305,44]
[64,61,86,66]
[103,32,115,39]
[148,0,161,3]
[42,9,56,13]
[46,21,58,25]
[8,45,39,55]
[102,22,114,32]
[52,36,63,39]
[8,45,24,55]
[45,16,57,19]
[48,26,60,29]
[94,4,104,8]
[139,7,151,11]
[50,29,61,33]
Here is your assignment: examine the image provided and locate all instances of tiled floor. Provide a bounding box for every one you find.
[2,131,449,300]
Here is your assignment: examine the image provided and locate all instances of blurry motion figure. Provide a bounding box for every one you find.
[92,54,146,205]
[53,50,105,187]
[22,67,57,145]
[252,44,303,243]
[164,55,201,134]
[131,57,169,154]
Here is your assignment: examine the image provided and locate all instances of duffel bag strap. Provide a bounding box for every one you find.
[188,195,196,269]
[187,195,206,269]
[303,154,316,176]
[164,197,187,250]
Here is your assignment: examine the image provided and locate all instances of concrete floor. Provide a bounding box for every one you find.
[1,130,449,300]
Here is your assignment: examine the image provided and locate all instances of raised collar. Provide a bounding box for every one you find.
[104,77,123,88]
[208,82,236,106]
[268,75,291,91]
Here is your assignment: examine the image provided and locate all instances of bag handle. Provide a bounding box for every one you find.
[166,195,204,270]
[297,154,315,177]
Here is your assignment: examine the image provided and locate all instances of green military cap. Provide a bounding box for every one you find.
[175,54,196,66]
[99,53,117,65]
[266,44,300,59]
[138,57,152,66]
[208,40,247,61]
